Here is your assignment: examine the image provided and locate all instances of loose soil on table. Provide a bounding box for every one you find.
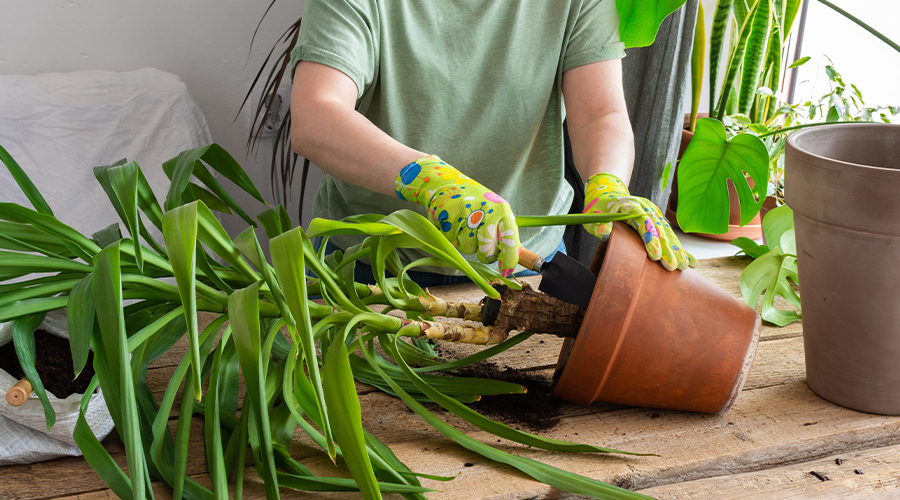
[452,359,571,432]
[0,329,95,399]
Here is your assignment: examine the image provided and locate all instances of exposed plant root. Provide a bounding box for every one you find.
[418,291,482,322]
[400,319,508,345]
[489,283,586,338]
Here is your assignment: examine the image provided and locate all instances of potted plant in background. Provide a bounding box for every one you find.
[722,62,897,328]
[672,0,900,242]
[668,0,805,240]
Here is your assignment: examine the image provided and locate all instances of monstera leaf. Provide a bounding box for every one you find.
[739,206,801,326]
[616,0,688,48]
[740,232,800,326]
[677,118,769,234]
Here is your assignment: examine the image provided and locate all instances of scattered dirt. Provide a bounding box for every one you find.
[0,329,95,399]
[451,359,570,432]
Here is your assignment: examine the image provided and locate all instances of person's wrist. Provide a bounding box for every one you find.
[585,172,629,195]
[394,154,447,206]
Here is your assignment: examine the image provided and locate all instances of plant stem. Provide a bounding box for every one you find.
[816,0,900,55]
[417,293,483,322]
[399,319,507,345]
[757,119,867,138]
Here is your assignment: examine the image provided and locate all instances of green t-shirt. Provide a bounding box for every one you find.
[291,0,624,271]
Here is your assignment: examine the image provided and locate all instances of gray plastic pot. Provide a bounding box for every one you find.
[785,123,900,415]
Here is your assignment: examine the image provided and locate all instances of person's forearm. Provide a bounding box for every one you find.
[291,71,423,196]
[567,109,635,184]
[291,100,423,196]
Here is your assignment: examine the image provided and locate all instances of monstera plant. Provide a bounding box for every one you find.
[0,143,655,500]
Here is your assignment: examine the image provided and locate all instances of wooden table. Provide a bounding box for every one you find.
[3,257,900,499]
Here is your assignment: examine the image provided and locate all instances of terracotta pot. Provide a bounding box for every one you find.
[785,123,900,415]
[668,114,766,241]
[551,222,761,414]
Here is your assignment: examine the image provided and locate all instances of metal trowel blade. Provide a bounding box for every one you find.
[537,252,596,306]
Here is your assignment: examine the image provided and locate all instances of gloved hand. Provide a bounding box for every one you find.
[395,155,521,277]
[583,172,695,271]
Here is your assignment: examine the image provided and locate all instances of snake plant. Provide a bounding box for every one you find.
[0,143,651,499]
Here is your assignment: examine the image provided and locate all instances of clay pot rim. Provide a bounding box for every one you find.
[787,123,900,175]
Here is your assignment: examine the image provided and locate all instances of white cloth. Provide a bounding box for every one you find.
[0,67,212,237]
[0,310,115,465]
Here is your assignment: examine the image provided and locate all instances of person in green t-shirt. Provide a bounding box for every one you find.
[289,0,695,285]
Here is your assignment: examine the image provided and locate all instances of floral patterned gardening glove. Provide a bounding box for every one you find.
[395,155,521,277]
[583,172,696,271]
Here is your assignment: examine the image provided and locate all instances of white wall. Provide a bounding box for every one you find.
[0,0,322,237]
[793,1,900,108]
[689,0,900,114]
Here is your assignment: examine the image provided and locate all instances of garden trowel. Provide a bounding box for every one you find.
[481,248,596,326]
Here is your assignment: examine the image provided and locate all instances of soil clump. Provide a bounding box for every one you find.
[0,329,95,399]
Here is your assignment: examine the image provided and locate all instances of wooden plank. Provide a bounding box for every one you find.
[638,444,900,499]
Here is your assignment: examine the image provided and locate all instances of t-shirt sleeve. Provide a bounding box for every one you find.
[562,0,626,73]
[289,0,378,98]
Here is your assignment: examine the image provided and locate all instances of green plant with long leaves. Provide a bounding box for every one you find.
[0,142,655,499]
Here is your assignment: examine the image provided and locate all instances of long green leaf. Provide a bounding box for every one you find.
[738,0,771,114]
[359,337,652,500]
[164,147,209,211]
[92,241,146,500]
[0,202,99,261]
[108,162,144,271]
[270,227,337,460]
[229,282,280,500]
[382,335,645,456]
[73,376,135,500]
[709,0,735,114]
[0,250,92,275]
[258,205,294,238]
[162,144,266,224]
[205,333,229,500]
[173,377,195,500]
[690,1,706,132]
[194,201,259,281]
[0,297,69,323]
[67,274,95,378]
[0,280,81,309]
[277,472,433,494]
[12,313,54,427]
[162,203,202,401]
[324,334,381,500]
[0,144,54,215]
[716,0,761,120]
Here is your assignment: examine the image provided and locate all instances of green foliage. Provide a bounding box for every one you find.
[616,0,688,48]
[735,205,801,326]
[0,143,655,499]
[677,118,769,234]
[689,1,705,132]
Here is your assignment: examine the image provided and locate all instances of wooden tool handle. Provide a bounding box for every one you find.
[518,248,544,272]
[6,377,32,407]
